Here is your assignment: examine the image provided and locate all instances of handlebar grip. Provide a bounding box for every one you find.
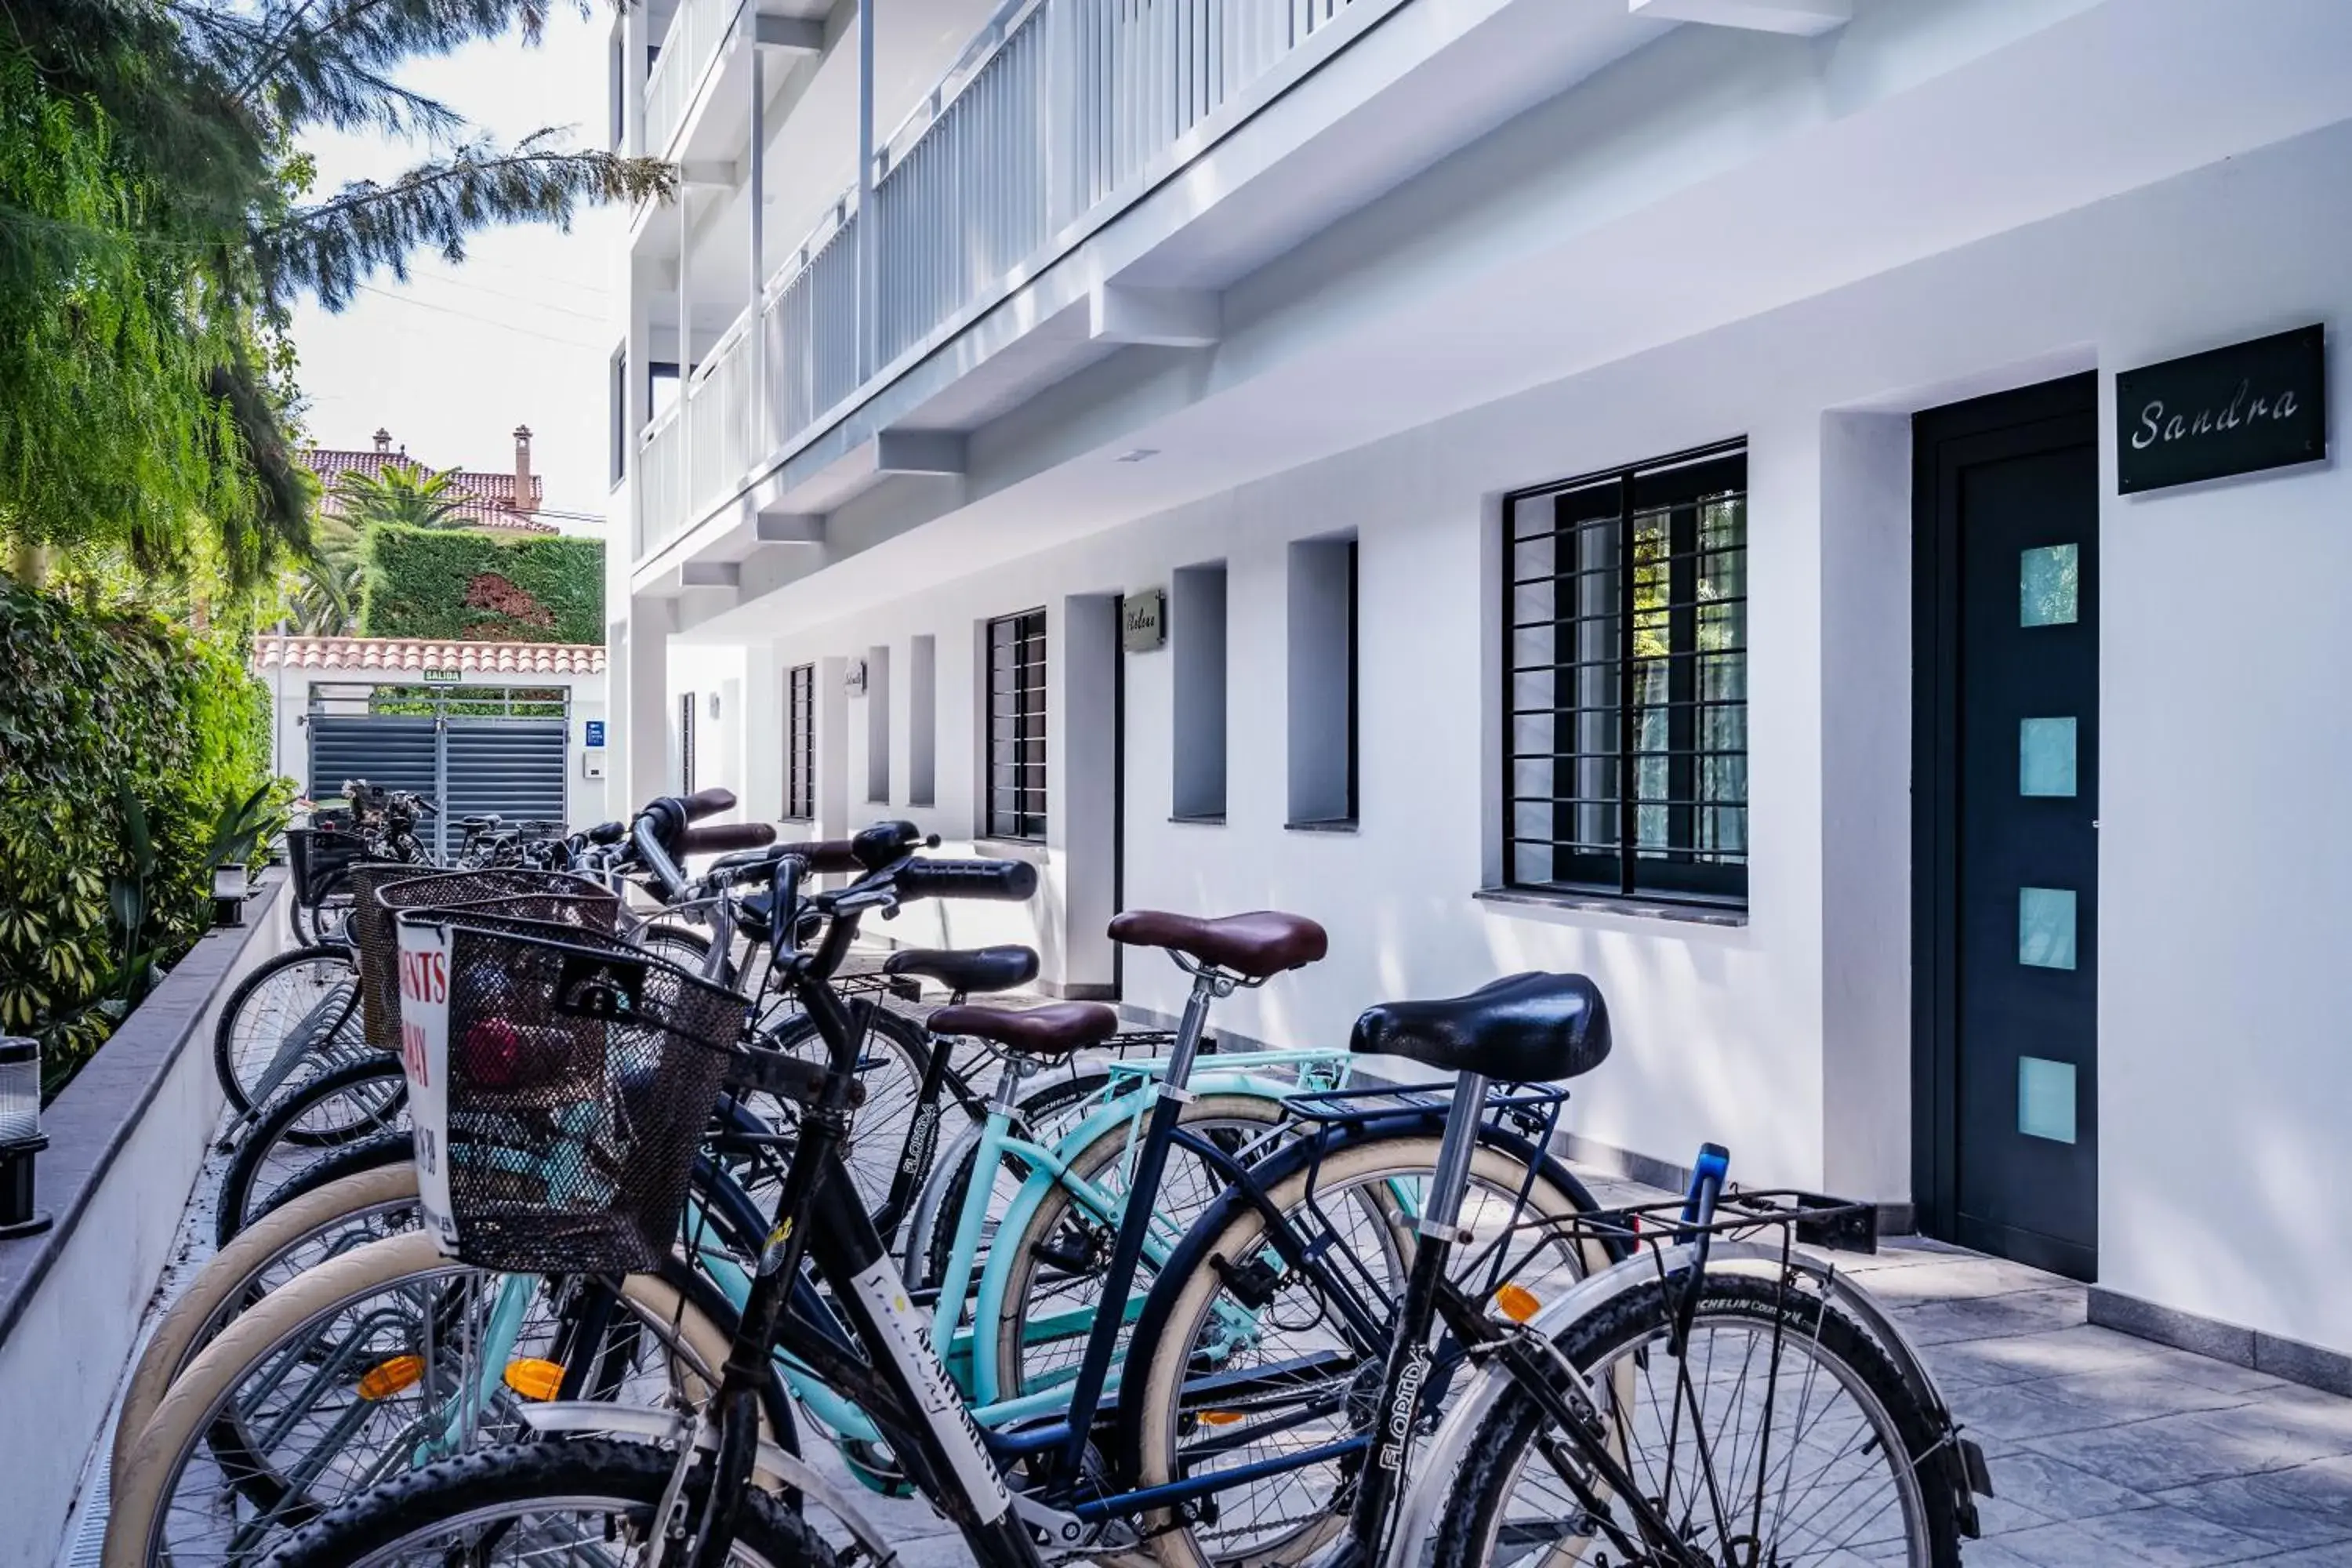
[782,839,863,876]
[586,821,628,846]
[893,858,1038,905]
[678,822,779,856]
[681,787,737,822]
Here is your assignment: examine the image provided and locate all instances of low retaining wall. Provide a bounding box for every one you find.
[0,876,288,1568]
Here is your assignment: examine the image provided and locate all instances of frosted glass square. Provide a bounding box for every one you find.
[2018,887,2078,970]
[2018,1056,2078,1144]
[2019,717,2078,797]
[2020,544,2079,626]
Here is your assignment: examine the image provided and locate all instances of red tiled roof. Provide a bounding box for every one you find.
[305,448,557,534]
[252,636,605,676]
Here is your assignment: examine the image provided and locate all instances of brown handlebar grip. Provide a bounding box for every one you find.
[677,822,779,855]
[681,787,738,821]
[782,839,864,876]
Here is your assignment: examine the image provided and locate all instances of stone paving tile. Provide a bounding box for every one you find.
[1967,1447,2158,1526]
[2152,1458,2352,1552]
[1886,1286,2088,1346]
[2061,1500,2289,1566]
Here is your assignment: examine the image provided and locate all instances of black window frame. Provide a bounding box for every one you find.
[783,663,816,822]
[985,608,1047,841]
[678,691,697,796]
[1502,440,1749,907]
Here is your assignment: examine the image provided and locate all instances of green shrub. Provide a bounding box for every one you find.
[359,524,603,644]
[0,582,278,1091]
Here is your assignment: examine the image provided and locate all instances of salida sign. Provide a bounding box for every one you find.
[2115,325,2325,494]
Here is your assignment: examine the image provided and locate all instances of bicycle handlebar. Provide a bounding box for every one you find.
[892,858,1036,904]
[678,822,779,856]
[681,786,736,821]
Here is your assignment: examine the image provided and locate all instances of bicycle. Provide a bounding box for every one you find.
[262,841,1645,1568]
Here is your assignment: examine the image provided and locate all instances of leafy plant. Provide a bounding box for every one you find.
[334,466,471,532]
[361,524,603,644]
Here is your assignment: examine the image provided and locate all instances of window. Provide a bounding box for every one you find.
[609,347,628,485]
[1171,563,1228,822]
[1287,537,1357,826]
[1504,442,1748,904]
[985,609,1047,840]
[783,663,815,820]
[908,635,937,806]
[864,645,891,803]
[678,691,697,795]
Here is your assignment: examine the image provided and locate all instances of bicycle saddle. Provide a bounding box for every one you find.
[927,1001,1120,1058]
[1105,910,1327,980]
[1349,972,1611,1084]
[883,945,1039,996]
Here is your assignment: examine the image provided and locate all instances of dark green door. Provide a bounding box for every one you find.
[1915,374,2100,1281]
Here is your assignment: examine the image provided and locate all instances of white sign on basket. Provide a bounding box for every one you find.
[396,919,462,1254]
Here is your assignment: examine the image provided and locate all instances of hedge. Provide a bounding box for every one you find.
[0,583,277,1090]
[360,524,604,644]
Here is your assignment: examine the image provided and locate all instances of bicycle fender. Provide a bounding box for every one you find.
[517,1403,900,1566]
[1380,1240,1978,1568]
[965,1070,1296,1406]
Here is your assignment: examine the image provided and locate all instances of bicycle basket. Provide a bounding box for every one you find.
[286,825,367,905]
[393,912,742,1272]
[354,867,619,1055]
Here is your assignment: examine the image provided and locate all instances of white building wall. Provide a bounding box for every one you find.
[720,118,2352,1355]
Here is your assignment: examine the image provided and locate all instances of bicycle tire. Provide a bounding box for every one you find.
[216,1058,407,1247]
[1124,1130,1600,1568]
[760,1004,935,1216]
[987,1093,1288,1403]
[111,1163,419,1493]
[256,1439,829,1568]
[245,1131,415,1225]
[1436,1271,1962,1567]
[288,866,355,948]
[105,1232,757,1568]
[212,945,365,1116]
[903,1065,1112,1292]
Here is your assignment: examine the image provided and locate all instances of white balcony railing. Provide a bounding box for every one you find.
[645,0,740,154]
[688,310,756,516]
[638,403,685,558]
[640,0,1359,561]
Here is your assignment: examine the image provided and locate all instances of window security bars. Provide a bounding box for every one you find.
[987,609,1048,841]
[785,664,816,822]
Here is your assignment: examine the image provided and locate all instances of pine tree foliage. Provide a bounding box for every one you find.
[0,0,673,594]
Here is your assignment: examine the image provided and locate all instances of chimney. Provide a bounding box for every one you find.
[512,424,535,514]
[372,427,392,454]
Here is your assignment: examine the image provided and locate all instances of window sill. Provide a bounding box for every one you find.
[1285,818,1358,834]
[779,816,815,826]
[1473,885,1748,929]
[973,837,1049,862]
[1168,814,1225,826]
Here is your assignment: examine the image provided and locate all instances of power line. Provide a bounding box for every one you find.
[349,283,612,348]
[394,270,615,324]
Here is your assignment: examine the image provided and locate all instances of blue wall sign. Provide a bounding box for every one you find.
[584,720,606,748]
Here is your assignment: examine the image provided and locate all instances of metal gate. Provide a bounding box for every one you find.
[308,685,568,858]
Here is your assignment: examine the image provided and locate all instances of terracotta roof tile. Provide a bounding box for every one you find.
[252,636,606,676]
[304,448,557,534]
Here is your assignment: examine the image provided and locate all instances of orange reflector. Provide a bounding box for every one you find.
[503,1359,566,1401]
[1495,1283,1541,1323]
[1199,1411,1245,1427]
[356,1355,424,1400]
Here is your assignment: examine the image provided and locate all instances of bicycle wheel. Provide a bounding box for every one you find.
[111,1163,419,1493]
[1437,1272,1962,1567]
[104,1231,750,1568]
[902,1063,1111,1292]
[258,1439,828,1568]
[289,868,357,948]
[213,946,367,1116]
[987,1093,1289,1404]
[761,1003,937,1215]
[216,1058,407,1247]
[1127,1131,1599,1568]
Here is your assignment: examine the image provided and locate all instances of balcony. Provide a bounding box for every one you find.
[633,0,1368,564]
[645,0,744,156]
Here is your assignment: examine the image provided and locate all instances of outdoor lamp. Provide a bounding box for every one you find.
[213,863,249,927]
[0,1036,50,1240]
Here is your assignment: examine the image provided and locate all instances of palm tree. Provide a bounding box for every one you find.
[334,466,470,532]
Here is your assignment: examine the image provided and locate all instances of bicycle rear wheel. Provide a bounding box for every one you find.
[216,1058,407,1246]
[1437,1272,1961,1567]
[259,1439,828,1568]
[212,946,367,1116]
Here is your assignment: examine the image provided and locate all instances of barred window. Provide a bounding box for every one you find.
[1504,443,1748,905]
[783,663,815,821]
[678,691,697,797]
[986,609,1047,840]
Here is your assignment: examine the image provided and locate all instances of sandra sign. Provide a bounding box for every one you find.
[2116,325,2325,494]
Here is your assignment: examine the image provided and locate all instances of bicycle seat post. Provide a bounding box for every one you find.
[1417,1070,1491,1246]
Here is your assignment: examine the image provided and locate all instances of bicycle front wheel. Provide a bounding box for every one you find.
[250,1438,829,1568]
[212,946,367,1116]
[1438,1271,1962,1567]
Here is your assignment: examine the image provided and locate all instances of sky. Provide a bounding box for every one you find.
[287,10,623,526]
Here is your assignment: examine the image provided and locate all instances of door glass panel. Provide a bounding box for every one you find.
[2020,543,2079,626]
[2018,1056,2078,1143]
[2018,887,2078,970]
[2019,717,2078,797]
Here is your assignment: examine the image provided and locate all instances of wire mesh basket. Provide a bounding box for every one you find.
[354,867,620,1054]
[286,825,367,905]
[393,912,744,1272]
